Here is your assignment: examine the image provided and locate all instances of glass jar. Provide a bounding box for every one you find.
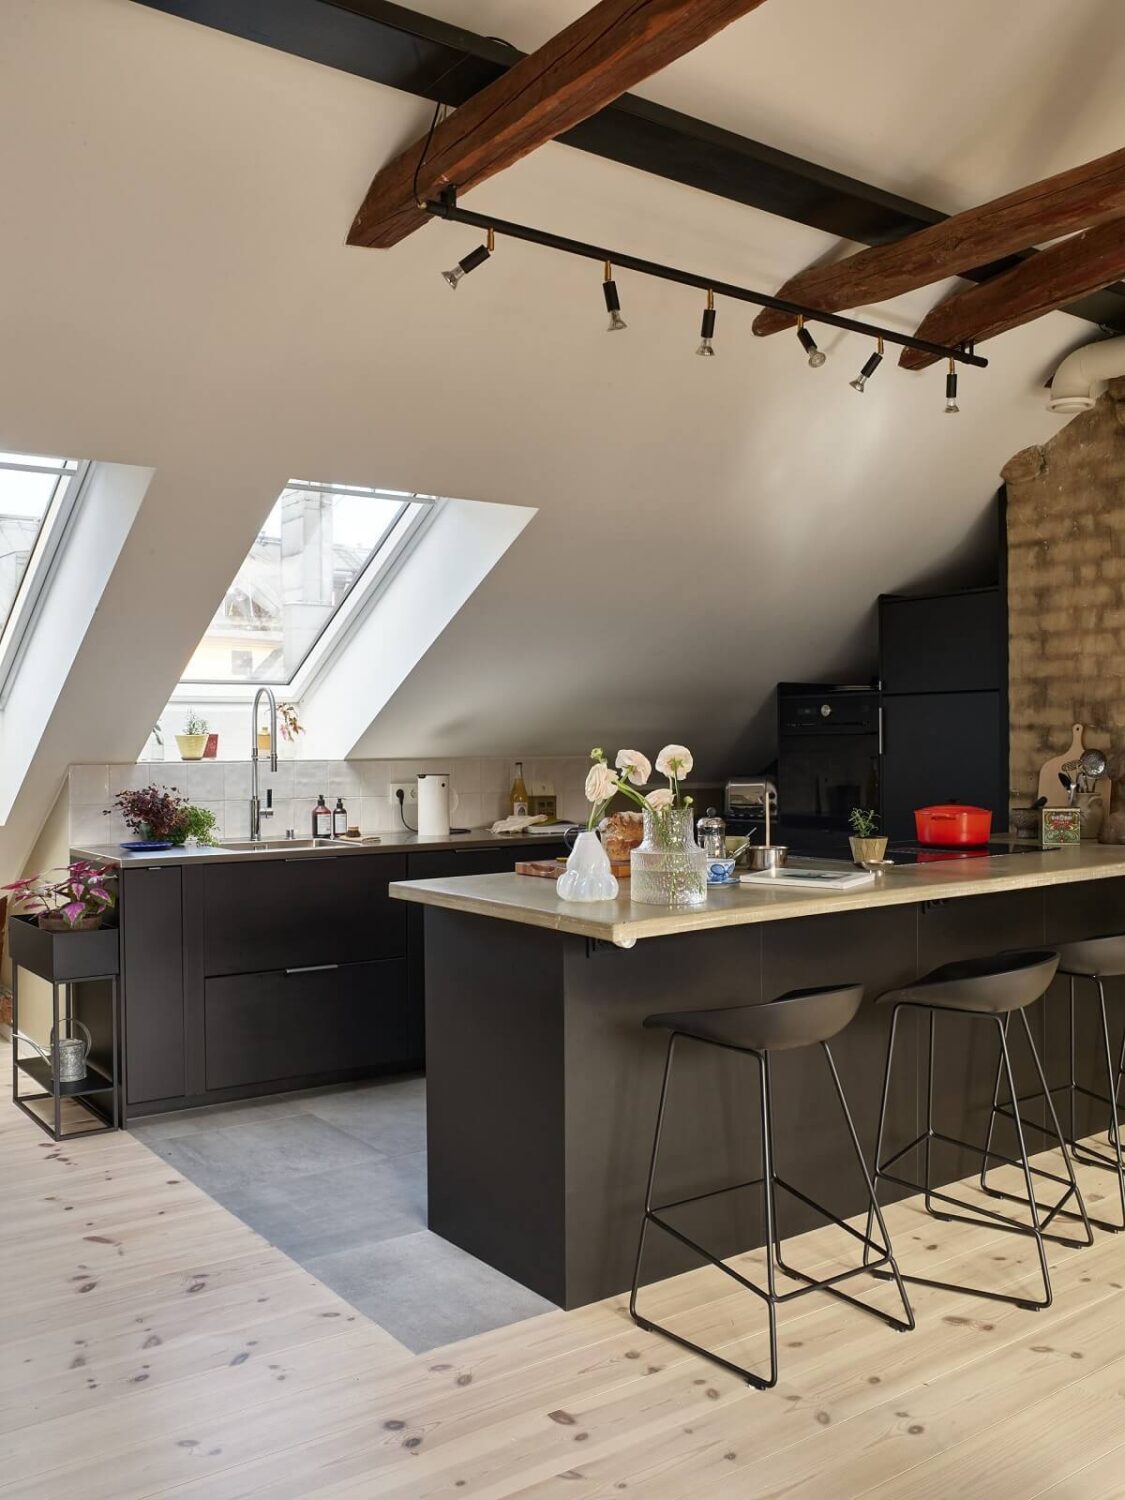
[629,806,708,908]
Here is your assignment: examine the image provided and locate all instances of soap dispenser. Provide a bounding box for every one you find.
[333,797,347,837]
[312,794,332,837]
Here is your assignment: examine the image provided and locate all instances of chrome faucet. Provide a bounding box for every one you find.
[250,686,278,841]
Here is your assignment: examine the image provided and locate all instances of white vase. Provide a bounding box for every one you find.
[556,829,619,902]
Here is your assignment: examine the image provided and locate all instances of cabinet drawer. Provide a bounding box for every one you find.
[204,958,409,1091]
[202,853,406,975]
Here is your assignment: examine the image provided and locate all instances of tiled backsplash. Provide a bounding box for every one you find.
[69,757,591,845]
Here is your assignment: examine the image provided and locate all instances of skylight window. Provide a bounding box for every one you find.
[180,480,434,688]
[0,451,85,698]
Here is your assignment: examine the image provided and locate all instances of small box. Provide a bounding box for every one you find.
[1041,807,1082,847]
[528,794,557,820]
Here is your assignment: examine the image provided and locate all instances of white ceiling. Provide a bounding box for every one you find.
[0,0,1114,866]
[422,0,1125,213]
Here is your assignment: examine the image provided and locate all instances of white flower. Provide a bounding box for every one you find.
[585,762,619,804]
[645,787,674,809]
[615,749,652,786]
[656,744,693,779]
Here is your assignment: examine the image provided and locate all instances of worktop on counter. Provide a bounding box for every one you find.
[72,826,572,868]
[392,843,1125,944]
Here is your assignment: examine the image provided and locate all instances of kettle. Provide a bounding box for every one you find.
[15,1019,92,1084]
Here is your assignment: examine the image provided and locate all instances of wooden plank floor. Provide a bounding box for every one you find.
[5,1042,1125,1498]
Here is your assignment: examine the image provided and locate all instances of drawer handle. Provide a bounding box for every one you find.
[285,963,341,975]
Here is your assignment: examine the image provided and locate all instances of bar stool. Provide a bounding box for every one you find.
[867,950,1093,1313]
[629,984,914,1391]
[981,934,1125,1233]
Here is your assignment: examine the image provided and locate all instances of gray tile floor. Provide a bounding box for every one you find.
[132,1075,556,1352]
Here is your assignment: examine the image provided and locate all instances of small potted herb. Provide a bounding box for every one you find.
[109,784,188,844]
[171,805,219,846]
[176,710,209,761]
[4,861,117,931]
[848,808,888,866]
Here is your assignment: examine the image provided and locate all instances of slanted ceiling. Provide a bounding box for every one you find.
[0,0,1119,871]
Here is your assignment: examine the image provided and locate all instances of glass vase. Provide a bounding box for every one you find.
[556,829,619,902]
[630,806,708,907]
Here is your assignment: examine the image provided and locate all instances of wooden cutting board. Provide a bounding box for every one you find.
[1037,723,1112,809]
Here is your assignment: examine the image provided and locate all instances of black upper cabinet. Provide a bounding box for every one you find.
[881,692,1006,840]
[879,588,1004,695]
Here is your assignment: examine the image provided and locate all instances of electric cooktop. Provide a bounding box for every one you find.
[887,841,1057,865]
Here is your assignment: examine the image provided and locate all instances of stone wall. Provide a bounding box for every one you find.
[1004,378,1125,803]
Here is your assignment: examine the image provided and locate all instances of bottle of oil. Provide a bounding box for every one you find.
[509,761,529,817]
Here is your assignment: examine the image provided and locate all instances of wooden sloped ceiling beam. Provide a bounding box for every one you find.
[347,0,771,249]
[899,217,1125,369]
[750,148,1125,338]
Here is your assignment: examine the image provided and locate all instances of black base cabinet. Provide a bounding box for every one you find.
[112,841,567,1119]
[204,958,410,1091]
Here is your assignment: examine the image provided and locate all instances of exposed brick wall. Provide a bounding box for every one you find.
[1004,378,1125,805]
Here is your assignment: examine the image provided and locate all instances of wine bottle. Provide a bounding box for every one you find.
[509,761,529,817]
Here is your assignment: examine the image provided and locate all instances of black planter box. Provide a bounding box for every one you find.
[9,914,120,982]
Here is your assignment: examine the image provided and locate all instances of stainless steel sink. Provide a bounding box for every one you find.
[219,837,346,852]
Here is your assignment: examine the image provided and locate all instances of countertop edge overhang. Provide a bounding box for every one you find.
[390,846,1125,942]
[71,828,570,868]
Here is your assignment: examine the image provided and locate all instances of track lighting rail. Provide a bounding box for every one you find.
[424,193,987,368]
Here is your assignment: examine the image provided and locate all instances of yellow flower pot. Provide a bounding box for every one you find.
[176,733,208,761]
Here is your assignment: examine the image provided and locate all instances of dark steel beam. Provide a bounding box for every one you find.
[132,0,1125,333]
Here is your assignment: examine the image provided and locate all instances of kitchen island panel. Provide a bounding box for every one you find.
[425,908,569,1305]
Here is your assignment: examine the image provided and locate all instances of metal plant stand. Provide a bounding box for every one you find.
[9,915,121,1141]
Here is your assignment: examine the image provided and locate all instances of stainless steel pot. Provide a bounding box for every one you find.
[745,844,788,872]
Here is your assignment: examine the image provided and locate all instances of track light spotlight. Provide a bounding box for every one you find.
[796,314,826,368]
[696,288,716,356]
[849,337,885,393]
[945,357,960,414]
[603,260,627,331]
[441,226,495,289]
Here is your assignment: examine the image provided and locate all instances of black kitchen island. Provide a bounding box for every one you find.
[393,847,1125,1309]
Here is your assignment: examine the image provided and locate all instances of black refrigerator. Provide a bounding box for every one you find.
[878,585,1008,842]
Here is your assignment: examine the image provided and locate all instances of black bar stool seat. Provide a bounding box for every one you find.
[645,983,862,1052]
[1056,936,1125,976]
[631,983,914,1391]
[869,948,1093,1314]
[881,950,1061,1014]
[982,933,1125,1233]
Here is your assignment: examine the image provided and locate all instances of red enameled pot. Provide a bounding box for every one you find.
[914,804,993,847]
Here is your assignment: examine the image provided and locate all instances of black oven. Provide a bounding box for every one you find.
[777,683,881,851]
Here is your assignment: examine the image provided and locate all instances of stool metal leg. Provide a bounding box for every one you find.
[1064,976,1125,1231]
[978,1013,1095,1243]
[868,1003,1064,1310]
[631,1031,913,1390]
[630,1034,779,1390]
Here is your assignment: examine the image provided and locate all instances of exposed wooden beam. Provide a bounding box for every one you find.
[346,0,770,249]
[134,2,1125,331]
[751,148,1125,338]
[899,218,1125,370]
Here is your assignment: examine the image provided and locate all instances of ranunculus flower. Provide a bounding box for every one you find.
[585,762,619,804]
[645,788,674,809]
[656,744,693,779]
[615,749,652,786]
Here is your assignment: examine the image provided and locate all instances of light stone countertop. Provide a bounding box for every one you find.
[71,827,572,868]
[390,844,1125,944]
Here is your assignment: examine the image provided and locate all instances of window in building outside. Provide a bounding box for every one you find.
[179,481,433,687]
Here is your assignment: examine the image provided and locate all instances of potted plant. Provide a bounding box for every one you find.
[108,784,188,844]
[176,710,209,761]
[4,860,117,931]
[848,807,888,866]
[170,805,219,846]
